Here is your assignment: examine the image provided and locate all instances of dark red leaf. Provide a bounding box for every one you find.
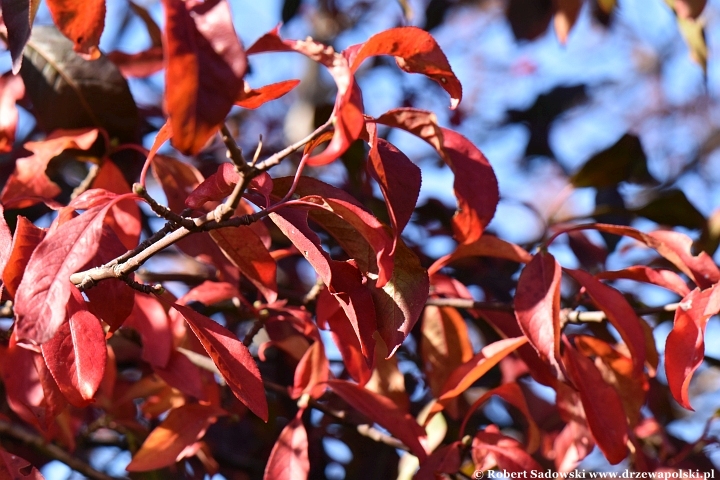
[366,123,421,256]
[665,285,720,409]
[472,429,543,472]
[210,227,278,303]
[291,339,329,399]
[317,287,373,385]
[565,268,647,376]
[0,448,44,479]
[236,79,301,109]
[162,0,247,154]
[563,339,629,464]
[596,266,691,297]
[0,204,15,278]
[14,199,117,343]
[460,382,540,453]
[1,128,99,209]
[124,293,173,369]
[327,379,428,460]
[0,72,25,150]
[107,46,164,78]
[41,291,106,407]
[428,235,531,276]
[247,28,364,166]
[126,403,226,471]
[514,252,562,373]
[372,110,498,243]
[46,0,105,57]
[263,412,309,480]
[152,148,204,214]
[1,0,40,73]
[2,216,45,299]
[169,302,268,421]
[346,26,462,109]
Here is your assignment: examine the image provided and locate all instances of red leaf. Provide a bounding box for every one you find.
[263,413,309,480]
[372,110,499,243]
[317,288,373,385]
[563,339,629,464]
[301,194,394,287]
[460,382,541,453]
[596,266,691,297]
[1,337,63,431]
[124,293,173,369]
[371,240,429,356]
[557,224,720,289]
[210,227,278,303]
[83,225,136,331]
[415,442,462,480]
[46,0,104,57]
[169,302,268,421]
[665,285,720,409]
[107,46,164,78]
[472,430,543,472]
[185,163,237,208]
[574,335,647,426]
[428,235,531,276]
[421,305,473,397]
[366,123,421,256]
[565,269,647,376]
[179,281,240,307]
[126,403,226,471]
[514,252,562,373]
[1,128,99,209]
[247,28,364,167]
[0,204,11,270]
[236,79,301,109]
[14,200,117,343]
[91,159,141,249]
[291,339,329,399]
[151,149,205,214]
[153,351,206,400]
[41,291,106,406]
[273,176,393,285]
[140,121,173,184]
[327,379,428,460]
[441,128,499,243]
[346,27,462,109]
[554,0,582,44]
[1,0,40,73]
[162,0,246,154]
[0,72,24,151]
[435,337,528,404]
[0,448,44,479]
[2,216,45,299]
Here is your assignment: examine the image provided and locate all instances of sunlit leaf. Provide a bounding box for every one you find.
[263,413,309,480]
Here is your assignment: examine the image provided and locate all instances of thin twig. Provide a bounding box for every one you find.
[0,419,125,480]
[133,184,198,230]
[220,124,247,171]
[251,135,263,167]
[424,297,680,324]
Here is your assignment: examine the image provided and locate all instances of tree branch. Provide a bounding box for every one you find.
[0,419,126,480]
[424,297,680,324]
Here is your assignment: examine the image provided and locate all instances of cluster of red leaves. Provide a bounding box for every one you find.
[0,0,716,479]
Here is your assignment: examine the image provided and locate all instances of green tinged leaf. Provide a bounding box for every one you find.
[571,134,656,188]
[21,26,138,142]
[633,189,706,229]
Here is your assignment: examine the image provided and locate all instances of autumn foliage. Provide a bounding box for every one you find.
[0,0,716,479]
